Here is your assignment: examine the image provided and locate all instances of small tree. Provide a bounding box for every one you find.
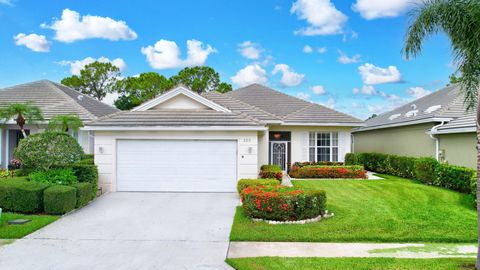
[170,66,232,94]
[48,115,84,132]
[0,102,43,138]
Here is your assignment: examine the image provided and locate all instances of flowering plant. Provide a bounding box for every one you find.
[8,158,22,170]
[289,165,367,179]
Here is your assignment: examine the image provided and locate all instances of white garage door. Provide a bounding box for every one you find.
[116,140,237,192]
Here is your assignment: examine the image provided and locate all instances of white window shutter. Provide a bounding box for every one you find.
[338,132,351,162]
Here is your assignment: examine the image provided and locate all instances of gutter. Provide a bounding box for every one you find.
[428,121,446,161]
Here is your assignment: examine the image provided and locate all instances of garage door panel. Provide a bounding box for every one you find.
[117,140,237,192]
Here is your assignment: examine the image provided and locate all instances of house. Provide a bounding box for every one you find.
[0,80,119,168]
[352,84,476,168]
[84,84,363,192]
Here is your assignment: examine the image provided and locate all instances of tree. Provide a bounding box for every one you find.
[170,66,232,94]
[403,0,480,267]
[48,114,84,132]
[114,72,173,110]
[61,61,121,101]
[0,102,43,138]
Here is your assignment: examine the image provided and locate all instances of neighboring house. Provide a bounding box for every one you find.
[85,84,363,193]
[0,80,119,168]
[352,84,476,168]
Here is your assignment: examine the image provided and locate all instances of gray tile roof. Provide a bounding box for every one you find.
[355,84,466,132]
[87,110,261,126]
[225,84,362,124]
[435,111,476,132]
[0,80,118,121]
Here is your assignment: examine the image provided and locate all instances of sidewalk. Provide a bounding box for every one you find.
[227,242,476,259]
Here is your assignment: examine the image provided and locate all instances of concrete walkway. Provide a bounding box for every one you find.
[0,192,238,270]
[228,242,477,259]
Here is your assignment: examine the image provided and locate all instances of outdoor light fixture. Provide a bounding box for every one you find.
[273,133,281,139]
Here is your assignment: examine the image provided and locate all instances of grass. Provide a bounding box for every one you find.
[0,212,59,239]
[230,175,477,242]
[226,257,476,270]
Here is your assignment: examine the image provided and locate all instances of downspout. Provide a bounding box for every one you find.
[429,121,446,161]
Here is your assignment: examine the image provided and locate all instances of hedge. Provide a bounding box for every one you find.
[43,185,77,214]
[74,182,93,208]
[30,168,78,185]
[0,178,50,213]
[55,164,98,198]
[259,164,283,181]
[237,178,280,194]
[241,185,326,221]
[292,161,344,168]
[289,165,367,179]
[345,152,477,196]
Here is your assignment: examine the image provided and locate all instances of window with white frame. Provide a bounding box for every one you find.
[309,132,339,162]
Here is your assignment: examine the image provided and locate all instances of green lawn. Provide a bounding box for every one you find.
[226,257,476,270]
[0,212,59,239]
[230,175,477,242]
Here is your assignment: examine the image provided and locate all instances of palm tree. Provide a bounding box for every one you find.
[48,114,84,133]
[403,0,480,267]
[0,102,43,138]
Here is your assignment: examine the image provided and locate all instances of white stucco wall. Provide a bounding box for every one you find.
[93,130,259,192]
[150,94,211,110]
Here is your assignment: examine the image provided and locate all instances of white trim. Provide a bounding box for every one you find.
[353,117,453,132]
[429,126,476,134]
[428,121,446,161]
[281,122,364,127]
[5,129,9,167]
[132,86,231,113]
[308,131,339,162]
[83,125,267,131]
[270,141,288,171]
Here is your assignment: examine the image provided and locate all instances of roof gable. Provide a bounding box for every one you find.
[132,86,231,112]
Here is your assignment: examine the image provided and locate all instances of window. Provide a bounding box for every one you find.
[309,132,339,162]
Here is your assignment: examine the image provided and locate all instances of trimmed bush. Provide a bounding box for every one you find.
[82,154,94,160]
[387,155,417,179]
[259,164,283,181]
[30,168,77,185]
[43,185,77,214]
[241,185,326,221]
[344,153,362,165]
[55,164,98,198]
[76,158,94,165]
[0,178,50,213]
[73,182,93,208]
[292,161,344,168]
[237,178,280,194]
[436,164,476,193]
[260,164,281,171]
[14,132,84,171]
[289,165,367,179]
[415,157,440,184]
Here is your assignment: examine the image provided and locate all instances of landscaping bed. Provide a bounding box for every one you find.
[226,257,476,270]
[289,164,367,179]
[230,174,477,243]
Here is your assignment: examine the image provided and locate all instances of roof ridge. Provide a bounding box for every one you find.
[44,81,97,120]
[213,91,281,121]
[433,87,465,116]
[49,80,119,110]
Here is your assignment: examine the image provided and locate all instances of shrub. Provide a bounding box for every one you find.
[344,153,362,165]
[30,168,78,185]
[241,185,326,221]
[259,164,283,181]
[82,154,94,160]
[0,178,49,213]
[360,153,389,173]
[237,178,280,194]
[435,164,476,193]
[76,158,94,165]
[292,161,344,168]
[289,165,367,179]
[43,185,77,214]
[54,164,98,198]
[8,159,22,170]
[73,182,93,208]
[387,155,417,179]
[14,132,84,171]
[0,169,13,178]
[260,164,281,171]
[415,157,440,184]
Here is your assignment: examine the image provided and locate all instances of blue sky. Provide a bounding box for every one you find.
[0,0,455,119]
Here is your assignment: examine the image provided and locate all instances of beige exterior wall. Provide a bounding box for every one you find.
[353,123,437,158]
[150,94,211,110]
[93,130,259,192]
[268,125,353,163]
[438,132,476,169]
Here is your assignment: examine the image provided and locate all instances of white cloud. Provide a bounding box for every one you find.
[352,0,422,20]
[59,56,127,75]
[303,45,313,53]
[317,47,327,54]
[141,39,216,70]
[311,85,326,95]
[406,86,431,99]
[14,33,50,52]
[320,98,336,108]
[296,92,311,100]
[352,85,376,95]
[272,64,305,87]
[102,92,120,106]
[358,63,402,85]
[42,9,137,43]
[231,64,268,87]
[0,0,13,5]
[290,0,347,36]
[337,50,361,64]
[238,41,263,60]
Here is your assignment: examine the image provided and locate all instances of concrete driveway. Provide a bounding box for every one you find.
[0,192,238,270]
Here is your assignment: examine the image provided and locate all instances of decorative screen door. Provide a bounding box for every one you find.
[271,142,288,171]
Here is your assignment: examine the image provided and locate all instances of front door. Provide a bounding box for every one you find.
[271,142,287,171]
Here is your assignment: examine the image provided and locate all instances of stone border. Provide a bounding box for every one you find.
[251,210,334,225]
